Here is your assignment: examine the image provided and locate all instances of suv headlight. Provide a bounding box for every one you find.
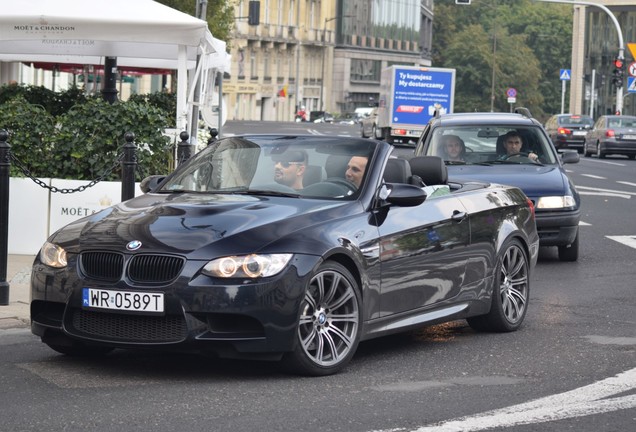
[202,254,293,278]
[40,242,68,268]
[536,196,576,209]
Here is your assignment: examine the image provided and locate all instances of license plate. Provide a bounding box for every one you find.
[82,288,164,313]
[572,131,587,136]
[621,134,636,140]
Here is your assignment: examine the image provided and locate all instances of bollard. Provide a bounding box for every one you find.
[0,130,11,305]
[177,131,191,165]
[207,127,218,146]
[121,132,137,201]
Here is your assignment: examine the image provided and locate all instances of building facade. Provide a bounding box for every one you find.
[227,0,433,121]
[571,0,636,117]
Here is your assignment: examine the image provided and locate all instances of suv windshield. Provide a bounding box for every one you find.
[425,125,557,165]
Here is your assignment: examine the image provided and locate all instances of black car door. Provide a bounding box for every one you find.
[374,189,471,317]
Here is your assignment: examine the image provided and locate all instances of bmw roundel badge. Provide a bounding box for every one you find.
[126,240,142,251]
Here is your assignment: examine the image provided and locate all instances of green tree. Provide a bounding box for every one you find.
[433,0,571,119]
[156,0,235,44]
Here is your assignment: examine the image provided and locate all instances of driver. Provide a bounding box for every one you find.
[272,150,308,190]
[345,156,368,188]
[500,131,539,162]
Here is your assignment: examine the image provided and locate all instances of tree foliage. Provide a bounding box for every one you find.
[156,0,235,45]
[433,0,572,120]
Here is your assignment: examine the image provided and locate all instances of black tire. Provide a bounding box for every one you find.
[558,229,579,262]
[596,142,605,159]
[283,261,361,376]
[584,144,591,157]
[467,239,529,333]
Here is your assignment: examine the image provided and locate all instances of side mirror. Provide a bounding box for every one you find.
[560,151,580,165]
[384,183,428,206]
[140,175,167,193]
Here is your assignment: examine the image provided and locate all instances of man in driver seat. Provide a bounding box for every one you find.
[273,150,308,190]
[500,131,539,162]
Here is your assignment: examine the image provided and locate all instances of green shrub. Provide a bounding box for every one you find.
[0,85,174,180]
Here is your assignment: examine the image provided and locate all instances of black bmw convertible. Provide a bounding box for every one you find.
[31,135,539,376]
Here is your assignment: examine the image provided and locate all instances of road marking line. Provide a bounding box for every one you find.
[579,221,591,226]
[581,174,606,179]
[580,159,626,166]
[376,368,636,432]
[578,191,631,199]
[617,181,636,188]
[577,185,636,196]
[606,235,636,250]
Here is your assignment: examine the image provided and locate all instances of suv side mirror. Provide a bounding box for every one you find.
[560,151,580,164]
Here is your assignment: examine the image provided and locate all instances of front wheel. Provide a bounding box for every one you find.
[558,229,579,262]
[283,262,361,376]
[467,239,529,333]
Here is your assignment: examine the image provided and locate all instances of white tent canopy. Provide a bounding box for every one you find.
[0,0,230,133]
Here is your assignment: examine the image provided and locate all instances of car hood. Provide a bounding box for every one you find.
[49,193,355,258]
[447,165,567,199]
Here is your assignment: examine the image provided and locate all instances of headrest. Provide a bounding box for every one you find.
[409,156,448,186]
[383,158,411,183]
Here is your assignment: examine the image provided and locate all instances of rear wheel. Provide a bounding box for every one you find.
[283,262,361,376]
[558,229,579,262]
[596,142,605,159]
[468,239,529,333]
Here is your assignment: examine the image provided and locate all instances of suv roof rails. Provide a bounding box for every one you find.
[515,107,532,118]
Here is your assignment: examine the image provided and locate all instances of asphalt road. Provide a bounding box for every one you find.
[1,122,634,432]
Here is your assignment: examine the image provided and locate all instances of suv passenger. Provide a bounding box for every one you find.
[414,110,581,261]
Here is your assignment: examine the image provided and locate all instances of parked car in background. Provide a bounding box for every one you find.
[583,114,636,159]
[334,112,360,125]
[30,135,538,376]
[414,109,581,261]
[360,107,379,138]
[544,114,594,153]
[309,111,334,123]
[354,106,374,124]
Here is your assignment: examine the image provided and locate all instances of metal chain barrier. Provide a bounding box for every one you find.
[9,151,124,194]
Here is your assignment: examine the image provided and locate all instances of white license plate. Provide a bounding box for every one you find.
[621,134,636,140]
[572,131,587,136]
[82,288,164,313]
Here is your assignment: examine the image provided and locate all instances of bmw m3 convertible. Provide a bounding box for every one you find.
[31,135,539,376]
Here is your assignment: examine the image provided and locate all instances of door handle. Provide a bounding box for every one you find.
[451,210,467,222]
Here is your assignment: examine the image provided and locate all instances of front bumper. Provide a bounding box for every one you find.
[535,208,580,247]
[30,253,321,358]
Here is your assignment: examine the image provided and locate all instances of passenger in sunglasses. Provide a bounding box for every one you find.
[273,150,308,190]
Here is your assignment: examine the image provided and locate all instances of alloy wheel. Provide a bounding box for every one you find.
[498,243,529,325]
[297,269,360,367]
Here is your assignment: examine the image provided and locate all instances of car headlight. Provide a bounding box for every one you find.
[202,254,293,278]
[536,196,576,209]
[39,242,68,268]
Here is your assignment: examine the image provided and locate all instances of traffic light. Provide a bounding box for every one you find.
[612,57,624,88]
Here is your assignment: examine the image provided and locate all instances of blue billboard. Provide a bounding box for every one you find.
[390,67,455,126]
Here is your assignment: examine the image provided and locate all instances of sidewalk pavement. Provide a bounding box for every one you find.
[0,254,35,329]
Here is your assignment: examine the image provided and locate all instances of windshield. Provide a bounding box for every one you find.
[425,125,558,165]
[159,136,377,199]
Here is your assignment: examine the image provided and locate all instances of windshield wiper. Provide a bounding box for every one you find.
[234,189,301,198]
